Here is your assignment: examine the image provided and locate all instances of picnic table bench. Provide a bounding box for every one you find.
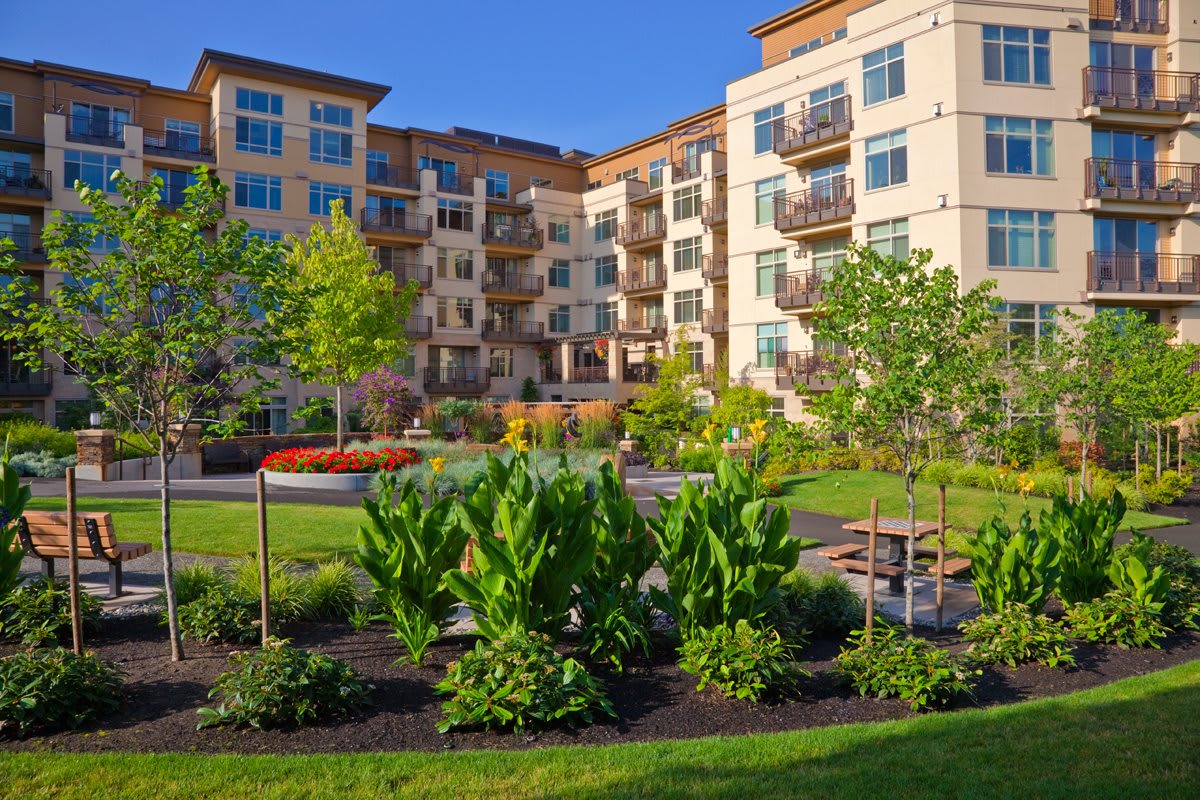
[818,517,970,594]
[15,511,152,597]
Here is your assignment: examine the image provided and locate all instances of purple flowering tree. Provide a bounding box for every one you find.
[354,366,413,435]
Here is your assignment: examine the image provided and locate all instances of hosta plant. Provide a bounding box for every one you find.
[959,603,1076,668]
[679,620,805,702]
[0,647,123,738]
[176,586,259,645]
[1041,491,1124,604]
[961,510,1060,613]
[1065,591,1169,649]
[834,624,978,711]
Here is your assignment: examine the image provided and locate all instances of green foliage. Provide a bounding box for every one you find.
[1065,591,1170,649]
[162,562,228,607]
[1142,469,1190,506]
[918,459,1068,500]
[764,420,817,473]
[176,586,259,645]
[4,450,76,478]
[0,418,76,458]
[1108,533,1170,608]
[1042,491,1125,604]
[356,474,469,665]
[0,577,102,646]
[709,386,773,430]
[1119,539,1200,630]
[434,630,614,734]
[999,421,1061,467]
[959,604,1076,668]
[197,637,371,730]
[0,648,123,738]
[0,441,32,598]
[348,604,373,633]
[436,399,480,423]
[231,555,312,623]
[676,444,717,473]
[303,559,362,620]
[961,510,1060,613]
[678,621,804,702]
[624,327,704,465]
[770,568,865,639]
[647,456,801,636]
[519,376,539,403]
[834,624,978,711]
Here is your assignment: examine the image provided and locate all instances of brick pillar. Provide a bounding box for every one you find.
[168,423,203,455]
[75,429,116,466]
[618,439,638,453]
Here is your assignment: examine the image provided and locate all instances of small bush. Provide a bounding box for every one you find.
[177,586,259,645]
[434,630,615,734]
[230,556,311,623]
[0,648,123,738]
[0,577,102,646]
[167,562,230,607]
[0,418,77,458]
[1120,540,1200,630]
[922,459,960,486]
[677,444,717,473]
[303,559,362,620]
[197,637,371,730]
[1065,591,1170,649]
[679,621,804,702]
[771,569,864,639]
[1058,440,1107,471]
[834,624,978,711]
[1143,470,1190,506]
[959,604,1076,668]
[6,450,77,478]
[812,447,862,471]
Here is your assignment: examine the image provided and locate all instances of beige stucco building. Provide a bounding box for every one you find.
[2,0,1198,430]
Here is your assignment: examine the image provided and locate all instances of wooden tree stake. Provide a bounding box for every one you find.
[936,484,946,632]
[256,469,270,644]
[865,497,878,639]
[66,467,83,655]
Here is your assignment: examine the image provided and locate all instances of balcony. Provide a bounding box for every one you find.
[405,315,432,339]
[568,365,610,384]
[616,214,666,247]
[2,232,46,263]
[481,269,544,297]
[65,114,126,148]
[482,220,544,251]
[701,308,728,334]
[432,170,475,196]
[701,197,728,227]
[1082,67,1199,119]
[1084,158,1199,205]
[622,362,659,383]
[1089,0,1167,34]
[774,269,829,315]
[367,163,420,191]
[539,365,563,384]
[136,181,226,213]
[701,253,728,281]
[0,167,52,201]
[360,208,433,238]
[482,319,545,342]
[0,364,52,397]
[774,179,854,236]
[775,350,843,392]
[376,258,433,290]
[616,266,666,294]
[142,129,216,163]
[772,96,853,164]
[423,367,490,394]
[1087,251,1200,295]
[617,314,668,340]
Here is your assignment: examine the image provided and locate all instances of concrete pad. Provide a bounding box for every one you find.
[842,573,980,627]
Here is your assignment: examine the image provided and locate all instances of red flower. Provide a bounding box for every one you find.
[260,446,421,475]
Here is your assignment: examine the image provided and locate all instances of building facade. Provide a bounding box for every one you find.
[2,0,1198,430]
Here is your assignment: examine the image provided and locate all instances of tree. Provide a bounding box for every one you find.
[519,376,539,403]
[624,326,703,466]
[709,385,772,431]
[280,200,417,451]
[811,244,1003,629]
[0,169,294,660]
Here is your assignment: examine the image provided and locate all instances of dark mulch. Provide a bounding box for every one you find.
[1,614,1197,755]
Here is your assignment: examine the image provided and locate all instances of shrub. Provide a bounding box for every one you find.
[197,638,371,730]
[708,386,773,430]
[0,418,76,458]
[922,459,960,486]
[437,399,480,432]
[6,450,77,478]
[1065,591,1169,649]
[770,568,864,639]
[260,446,420,474]
[1042,491,1124,605]
[834,625,978,711]
[1108,532,1171,608]
[0,648,123,738]
[1000,421,1060,467]
[576,399,616,449]
[177,586,259,645]
[466,406,499,444]
[1058,440,1107,471]
[352,366,411,435]
[677,443,717,473]
[959,604,1076,668]
[679,621,803,702]
[1119,539,1200,630]
[812,447,862,471]
[166,561,230,607]
[1143,470,1190,506]
[1,445,32,598]
[0,577,102,646]
[230,556,312,624]
[434,630,614,734]
[304,559,362,620]
[519,376,539,403]
[961,510,1060,613]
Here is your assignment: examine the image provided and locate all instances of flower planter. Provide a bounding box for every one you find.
[262,470,376,492]
[626,464,648,479]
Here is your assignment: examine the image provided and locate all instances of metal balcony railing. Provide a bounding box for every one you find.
[65,114,127,147]
[481,269,544,296]
[616,214,666,245]
[404,315,433,339]
[367,163,421,190]
[1084,158,1199,202]
[431,170,475,195]
[568,365,609,383]
[617,315,668,337]
[1089,0,1168,33]
[616,266,666,293]
[142,129,216,162]
[622,362,659,383]
[360,208,433,237]
[481,319,545,342]
[701,253,728,280]
[701,197,728,226]
[774,179,854,230]
[701,308,728,334]
[1083,66,1200,113]
[375,257,433,289]
[1,232,47,262]
[423,367,490,394]
[772,95,853,154]
[0,362,52,396]
[0,166,52,199]
[774,268,830,309]
[775,349,844,391]
[482,221,544,249]
[1087,251,1200,294]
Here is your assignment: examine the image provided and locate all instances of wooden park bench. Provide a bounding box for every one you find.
[15,511,152,597]
[921,557,973,578]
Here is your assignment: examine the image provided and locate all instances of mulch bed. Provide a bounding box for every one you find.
[1,615,1197,755]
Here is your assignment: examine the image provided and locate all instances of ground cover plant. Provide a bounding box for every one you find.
[959,604,1076,668]
[678,621,802,701]
[835,625,978,711]
[0,647,123,738]
[0,576,102,646]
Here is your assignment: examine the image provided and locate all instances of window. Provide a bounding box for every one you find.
[673,237,702,272]
[59,213,119,254]
[244,396,289,436]
[673,289,702,324]
[70,102,129,141]
[987,210,1056,269]
[615,166,639,182]
[149,167,199,205]
[812,237,848,275]
[865,129,907,190]
[768,397,786,418]
[63,150,120,191]
[437,199,474,231]
[996,303,1056,356]
[586,179,602,191]
[754,103,785,154]
[436,297,474,328]
[436,247,474,280]
[594,255,616,287]
[531,176,553,188]
[648,157,667,190]
[236,116,282,157]
[367,194,405,216]
[595,301,617,332]
[693,394,712,416]
[549,258,570,288]
[395,355,416,378]
[490,348,514,378]
[755,176,786,225]
[756,249,787,296]
[983,26,1051,86]
[308,181,352,216]
[867,218,910,258]
[985,117,1054,176]
[594,209,617,241]
[245,228,282,243]
[549,305,571,333]
[309,128,353,166]
[0,92,11,133]
[308,100,352,127]
[233,284,267,321]
[366,150,389,182]
[863,42,905,106]
[757,322,788,368]
[237,88,283,116]
[548,215,570,243]
[673,185,702,220]
[485,169,510,200]
[162,118,201,153]
[1093,218,1158,273]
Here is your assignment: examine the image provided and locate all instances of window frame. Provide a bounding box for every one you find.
[863,42,905,106]
[436,247,475,280]
[63,150,121,192]
[673,288,702,324]
[672,184,702,220]
[756,322,788,369]
[755,175,786,225]
[308,128,353,166]
[673,236,702,273]
[864,129,908,190]
[755,249,788,297]
[594,209,617,242]
[548,258,571,288]
[548,214,570,243]
[0,92,12,134]
[753,103,786,155]
[308,100,353,128]
[866,218,910,259]
[987,209,1057,270]
[485,169,510,200]
[307,181,352,216]
[235,115,283,157]
[982,26,1052,87]
[594,255,616,287]
[985,116,1054,177]
[436,198,474,231]
[236,88,283,116]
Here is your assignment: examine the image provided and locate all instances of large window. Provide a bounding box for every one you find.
[309,100,352,127]
[648,157,667,190]
[549,305,571,334]
[437,199,474,231]
[863,42,905,106]
[366,150,389,182]
[985,117,1054,176]
[436,247,474,280]
[755,175,786,225]
[594,209,617,241]
[549,258,570,288]
[594,255,616,287]
[236,116,282,157]
[595,301,617,332]
[235,172,282,211]
[996,302,1056,356]
[245,228,282,243]
[987,210,1056,269]
[549,214,570,243]
[983,26,1051,86]
[0,92,11,133]
[309,128,353,166]
[70,102,129,141]
[673,289,702,324]
[489,348,514,378]
[812,237,848,275]
[673,237,702,272]
[485,169,510,200]
[756,249,787,297]
[864,129,907,190]
[757,322,788,368]
[673,185,702,220]
[63,150,120,191]
[149,167,199,204]
[436,296,474,329]
[237,88,283,116]
[162,118,202,153]
[754,103,785,154]
[308,181,352,216]
[867,218,909,258]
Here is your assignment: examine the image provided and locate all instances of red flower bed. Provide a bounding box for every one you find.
[261,447,421,475]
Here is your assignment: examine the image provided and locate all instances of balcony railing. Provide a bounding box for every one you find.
[367,163,420,190]
[622,362,659,383]
[701,197,728,226]
[405,315,433,339]
[482,221,544,250]
[431,170,475,195]
[701,308,728,334]
[775,350,843,391]
[539,365,563,384]
[1089,0,1168,33]
[568,365,610,383]
[482,319,545,342]
[1083,66,1200,113]
[142,129,216,162]
[1,232,46,262]
[616,214,666,245]
[65,114,127,147]
[1087,251,1200,294]
[775,268,830,310]
[774,179,854,231]
[616,266,666,293]
[701,253,728,280]
[423,367,490,394]
[617,315,668,338]
[136,181,226,213]
[0,166,52,200]
[360,208,433,237]
[0,363,53,397]
[772,95,853,155]
[481,269,544,296]
[1084,158,1199,202]
[376,259,433,289]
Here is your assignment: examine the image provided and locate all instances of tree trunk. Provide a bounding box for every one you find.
[1156,426,1163,480]
[1079,439,1089,502]
[904,470,916,632]
[335,384,344,453]
[1134,436,1141,490]
[160,437,184,661]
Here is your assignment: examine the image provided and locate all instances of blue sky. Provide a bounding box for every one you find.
[5,0,788,155]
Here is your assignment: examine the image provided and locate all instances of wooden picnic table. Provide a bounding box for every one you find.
[841,517,940,593]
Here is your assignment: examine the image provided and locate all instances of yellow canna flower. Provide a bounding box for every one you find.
[500,431,529,454]
[507,417,528,435]
[749,418,769,445]
[703,422,718,441]
[429,457,446,474]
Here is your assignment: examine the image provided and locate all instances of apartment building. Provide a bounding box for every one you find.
[2,0,1198,430]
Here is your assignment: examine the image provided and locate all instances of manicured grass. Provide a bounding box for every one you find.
[1,659,1196,799]
[774,470,1184,533]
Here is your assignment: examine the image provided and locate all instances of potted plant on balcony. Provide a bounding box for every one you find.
[817,111,831,128]
[594,339,610,361]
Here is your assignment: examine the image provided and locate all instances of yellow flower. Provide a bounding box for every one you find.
[429,457,446,474]
[1017,472,1035,496]
[703,422,718,442]
[748,418,769,445]
[500,431,529,454]
[507,417,528,436]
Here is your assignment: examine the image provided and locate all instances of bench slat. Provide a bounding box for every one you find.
[817,543,869,559]
[830,558,906,577]
[924,557,972,577]
[18,512,149,563]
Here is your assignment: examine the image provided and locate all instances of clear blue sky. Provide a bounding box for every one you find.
[5,0,788,155]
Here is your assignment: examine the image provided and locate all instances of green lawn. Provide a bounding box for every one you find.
[1,658,1196,799]
[774,470,1185,534]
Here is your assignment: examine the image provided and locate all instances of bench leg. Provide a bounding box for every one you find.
[109,561,123,598]
[42,558,55,582]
